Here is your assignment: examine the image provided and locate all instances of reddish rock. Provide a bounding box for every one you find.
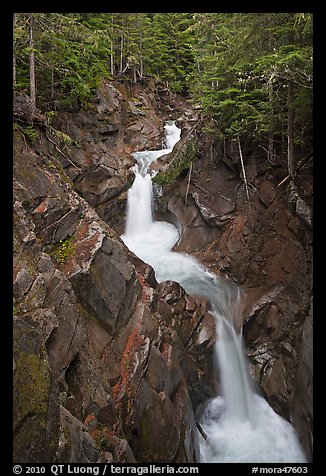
[258,181,277,208]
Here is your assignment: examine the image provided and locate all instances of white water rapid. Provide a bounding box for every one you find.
[121,121,307,463]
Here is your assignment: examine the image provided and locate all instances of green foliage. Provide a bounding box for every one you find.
[51,237,76,266]
[44,111,59,124]
[154,143,196,186]
[14,13,112,110]
[14,13,196,108]
[13,12,312,159]
[19,124,38,144]
[189,12,312,155]
[53,129,79,149]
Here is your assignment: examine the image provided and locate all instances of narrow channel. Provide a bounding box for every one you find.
[121,121,307,463]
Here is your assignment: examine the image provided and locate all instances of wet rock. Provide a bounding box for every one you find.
[260,354,295,420]
[13,152,50,211]
[13,94,46,126]
[13,79,247,465]
[100,124,119,136]
[113,438,137,463]
[194,312,217,349]
[32,192,80,245]
[191,191,236,227]
[290,297,313,461]
[64,352,113,421]
[172,381,200,463]
[145,345,181,398]
[161,128,312,459]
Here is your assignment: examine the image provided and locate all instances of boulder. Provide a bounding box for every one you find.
[129,380,181,462]
[67,222,140,335]
[172,381,200,463]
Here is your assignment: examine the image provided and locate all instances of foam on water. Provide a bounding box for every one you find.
[200,394,307,463]
[121,121,307,463]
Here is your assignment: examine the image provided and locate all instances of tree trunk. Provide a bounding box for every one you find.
[237,136,250,205]
[13,52,16,88]
[110,14,115,76]
[110,39,115,76]
[119,33,124,73]
[13,14,16,88]
[268,132,274,163]
[268,80,275,163]
[287,78,295,178]
[29,14,36,109]
[139,19,143,77]
[51,67,54,100]
[287,18,295,180]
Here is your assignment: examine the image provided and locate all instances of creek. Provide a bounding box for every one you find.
[121,121,307,463]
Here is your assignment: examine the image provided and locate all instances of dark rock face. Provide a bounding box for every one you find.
[161,136,313,460]
[13,82,216,463]
[58,406,100,463]
[42,80,166,233]
[13,318,60,463]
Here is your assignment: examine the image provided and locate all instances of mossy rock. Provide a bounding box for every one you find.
[13,318,60,462]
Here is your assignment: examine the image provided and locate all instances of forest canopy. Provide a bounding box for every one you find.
[13,12,313,161]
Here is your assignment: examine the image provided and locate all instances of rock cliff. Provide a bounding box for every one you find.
[13,80,214,463]
[13,77,312,463]
[159,126,313,460]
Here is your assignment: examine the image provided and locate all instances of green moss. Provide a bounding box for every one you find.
[94,423,111,451]
[51,236,76,266]
[153,143,197,186]
[139,415,150,444]
[13,343,52,458]
[14,350,50,418]
[52,160,74,186]
[123,354,130,370]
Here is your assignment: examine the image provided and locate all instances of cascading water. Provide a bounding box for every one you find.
[121,121,307,463]
[124,121,181,236]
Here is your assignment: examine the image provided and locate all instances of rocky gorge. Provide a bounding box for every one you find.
[13,77,313,463]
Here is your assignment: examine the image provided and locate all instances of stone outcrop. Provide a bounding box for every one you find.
[13,84,216,463]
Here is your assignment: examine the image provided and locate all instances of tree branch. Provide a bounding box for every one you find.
[237,136,251,205]
[45,133,82,172]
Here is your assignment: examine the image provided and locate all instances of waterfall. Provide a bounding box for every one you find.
[125,173,154,236]
[121,121,307,463]
[124,120,181,237]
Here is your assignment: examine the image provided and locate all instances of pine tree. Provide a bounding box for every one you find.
[189,12,313,171]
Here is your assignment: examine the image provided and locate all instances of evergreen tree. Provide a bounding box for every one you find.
[13,10,312,171]
[189,13,312,171]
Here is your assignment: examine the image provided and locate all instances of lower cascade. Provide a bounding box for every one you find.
[121,121,307,463]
